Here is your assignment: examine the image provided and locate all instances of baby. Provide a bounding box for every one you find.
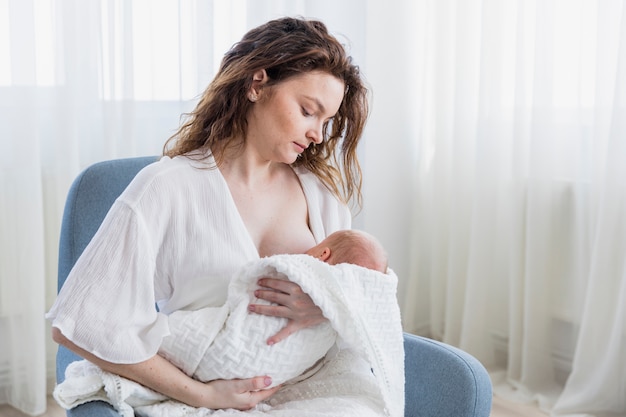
[159,229,388,387]
[305,229,388,273]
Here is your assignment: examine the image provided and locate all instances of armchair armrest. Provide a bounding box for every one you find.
[53,157,492,417]
[403,333,492,417]
[58,334,492,417]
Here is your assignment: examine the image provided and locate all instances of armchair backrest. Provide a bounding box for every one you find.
[55,156,492,417]
[56,156,157,389]
[57,156,158,291]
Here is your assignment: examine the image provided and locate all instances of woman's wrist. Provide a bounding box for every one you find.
[176,378,217,409]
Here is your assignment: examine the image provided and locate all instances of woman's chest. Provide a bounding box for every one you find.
[157,191,315,311]
[233,185,317,257]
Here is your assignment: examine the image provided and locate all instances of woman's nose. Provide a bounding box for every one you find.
[307,123,324,144]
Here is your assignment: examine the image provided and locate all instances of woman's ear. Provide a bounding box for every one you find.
[248,69,268,102]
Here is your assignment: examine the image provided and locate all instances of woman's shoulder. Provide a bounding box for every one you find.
[121,153,222,205]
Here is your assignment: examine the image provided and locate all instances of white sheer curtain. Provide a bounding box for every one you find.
[395,0,626,416]
[1,0,214,414]
[3,0,625,416]
[0,1,363,414]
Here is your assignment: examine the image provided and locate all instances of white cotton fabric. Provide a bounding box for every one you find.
[53,254,405,417]
[165,254,405,417]
[54,348,386,417]
[45,153,351,364]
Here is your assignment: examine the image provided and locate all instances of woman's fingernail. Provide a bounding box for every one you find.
[248,305,255,312]
[264,377,272,386]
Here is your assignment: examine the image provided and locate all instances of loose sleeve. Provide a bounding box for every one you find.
[46,199,170,364]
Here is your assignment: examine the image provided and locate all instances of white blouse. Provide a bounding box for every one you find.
[46,154,351,364]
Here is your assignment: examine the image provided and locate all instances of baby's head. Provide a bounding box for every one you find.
[306,229,388,273]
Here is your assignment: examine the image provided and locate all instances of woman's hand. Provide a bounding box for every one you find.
[249,278,326,345]
[52,327,280,410]
[204,377,281,410]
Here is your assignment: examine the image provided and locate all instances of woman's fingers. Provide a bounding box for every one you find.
[246,375,274,391]
[265,321,298,345]
[254,288,314,310]
[257,277,302,295]
[247,385,282,405]
[251,287,322,321]
[249,277,327,344]
[207,377,281,410]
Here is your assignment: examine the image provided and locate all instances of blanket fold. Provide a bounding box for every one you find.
[54,254,405,417]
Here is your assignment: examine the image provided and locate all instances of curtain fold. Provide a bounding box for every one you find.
[553,3,626,414]
[403,0,626,415]
[0,1,364,414]
[2,1,625,416]
[0,91,47,414]
[0,0,210,413]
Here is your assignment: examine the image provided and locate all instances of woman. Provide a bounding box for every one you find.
[47,17,369,411]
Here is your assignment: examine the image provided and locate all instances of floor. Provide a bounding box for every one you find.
[490,396,548,417]
[0,395,548,417]
[0,398,65,417]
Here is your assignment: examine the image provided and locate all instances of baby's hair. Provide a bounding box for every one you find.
[326,230,388,273]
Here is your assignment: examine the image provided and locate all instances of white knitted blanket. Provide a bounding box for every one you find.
[53,254,405,417]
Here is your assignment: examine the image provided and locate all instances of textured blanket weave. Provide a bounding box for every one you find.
[53,254,405,417]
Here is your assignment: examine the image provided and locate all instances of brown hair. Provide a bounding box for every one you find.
[326,230,388,273]
[163,17,369,206]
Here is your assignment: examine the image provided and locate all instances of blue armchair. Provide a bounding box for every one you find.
[55,157,493,417]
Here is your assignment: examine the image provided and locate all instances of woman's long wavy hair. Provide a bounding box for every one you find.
[163,17,369,207]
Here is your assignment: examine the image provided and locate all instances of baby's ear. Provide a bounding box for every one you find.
[319,247,332,262]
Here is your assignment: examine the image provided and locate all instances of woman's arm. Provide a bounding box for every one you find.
[52,327,280,410]
[249,277,327,345]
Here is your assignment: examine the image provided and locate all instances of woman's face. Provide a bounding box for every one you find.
[245,70,345,164]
